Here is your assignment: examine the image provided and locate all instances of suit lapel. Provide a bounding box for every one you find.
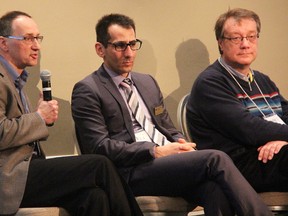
[97,66,136,139]
[132,74,154,116]
[97,67,126,106]
[0,63,26,114]
[131,73,166,133]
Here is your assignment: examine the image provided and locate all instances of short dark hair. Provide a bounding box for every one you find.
[96,13,136,47]
[0,11,31,36]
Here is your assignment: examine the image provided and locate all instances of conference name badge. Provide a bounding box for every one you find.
[263,113,286,125]
[154,105,164,116]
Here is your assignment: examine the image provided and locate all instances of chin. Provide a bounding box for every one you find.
[27,60,38,66]
[240,60,254,66]
[235,57,254,64]
[122,67,133,73]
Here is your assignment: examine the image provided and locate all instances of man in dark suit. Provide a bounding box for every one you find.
[0,10,143,216]
[72,13,272,216]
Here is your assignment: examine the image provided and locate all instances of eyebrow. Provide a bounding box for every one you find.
[113,40,137,43]
[23,33,41,36]
[226,30,257,35]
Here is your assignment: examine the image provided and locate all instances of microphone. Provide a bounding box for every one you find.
[40,70,53,126]
[40,70,52,101]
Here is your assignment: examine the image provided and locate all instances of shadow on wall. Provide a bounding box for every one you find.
[165,39,210,128]
[134,39,157,77]
[25,64,77,156]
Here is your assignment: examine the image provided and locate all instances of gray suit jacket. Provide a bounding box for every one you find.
[0,62,48,215]
[72,65,183,176]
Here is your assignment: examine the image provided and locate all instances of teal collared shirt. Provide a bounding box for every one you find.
[0,55,29,89]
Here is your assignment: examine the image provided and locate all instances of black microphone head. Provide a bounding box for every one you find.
[40,70,51,81]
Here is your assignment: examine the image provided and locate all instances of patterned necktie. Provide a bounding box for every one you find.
[120,78,170,145]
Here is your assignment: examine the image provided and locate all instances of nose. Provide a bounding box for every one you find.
[124,45,134,55]
[32,40,41,49]
[240,37,250,47]
[242,37,250,42]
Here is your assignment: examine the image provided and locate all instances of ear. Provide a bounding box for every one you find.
[95,42,105,58]
[218,39,224,52]
[0,37,9,52]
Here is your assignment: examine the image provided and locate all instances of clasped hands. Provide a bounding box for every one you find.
[258,140,288,163]
[154,138,197,158]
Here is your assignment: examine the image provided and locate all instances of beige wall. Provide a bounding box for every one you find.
[1,0,288,155]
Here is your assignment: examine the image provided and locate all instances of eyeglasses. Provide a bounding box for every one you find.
[107,39,142,51]
[222,34,259,44]
[4,35,44,44]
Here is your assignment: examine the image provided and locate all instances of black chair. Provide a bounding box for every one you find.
[177,93,192,142]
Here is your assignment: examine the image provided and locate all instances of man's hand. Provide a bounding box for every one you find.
[257,141,288,163]
[154,139,197,158]
[37,98,59,125]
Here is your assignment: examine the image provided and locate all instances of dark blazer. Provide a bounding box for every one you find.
[72,65,183,169]
[0,62,48,215]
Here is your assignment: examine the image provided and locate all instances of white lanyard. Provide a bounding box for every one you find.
[218,58,275,118]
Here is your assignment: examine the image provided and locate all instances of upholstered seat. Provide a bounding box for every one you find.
[16,207,70,216]
[136,196,204,216]
[16,197,204,216]
[259,192,288,213]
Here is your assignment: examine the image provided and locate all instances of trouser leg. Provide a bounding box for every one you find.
[201,150,271,216]
[58,187,110,216]
[187,181,234,216]
[20,154,142,216]
[233,145,288,192]
[129,149,271,216]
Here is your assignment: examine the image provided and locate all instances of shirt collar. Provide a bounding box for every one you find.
[103,64,132,87]
[0,55,29,88]
[219,57,254,82]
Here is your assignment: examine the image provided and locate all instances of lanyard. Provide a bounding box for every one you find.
[218,58,276,118]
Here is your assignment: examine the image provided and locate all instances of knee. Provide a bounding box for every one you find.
[205,149,234,167]
[86,154,115,169]
[207,149,231,160]
[89,154,111,163]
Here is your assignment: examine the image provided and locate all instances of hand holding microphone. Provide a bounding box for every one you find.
[38,70,58,126]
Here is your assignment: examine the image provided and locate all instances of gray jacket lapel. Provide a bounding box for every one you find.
[0,63,26,114]
[97,66,136,140]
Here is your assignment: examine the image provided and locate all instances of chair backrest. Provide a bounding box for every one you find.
[177,94,192,142]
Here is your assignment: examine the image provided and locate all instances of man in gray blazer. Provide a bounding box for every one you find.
[0,11,143,216]
[72,13,272,216]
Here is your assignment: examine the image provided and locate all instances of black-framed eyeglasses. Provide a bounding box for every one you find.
[4,35,44,44]
[107,39,142,51]
[222,34,259,44]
